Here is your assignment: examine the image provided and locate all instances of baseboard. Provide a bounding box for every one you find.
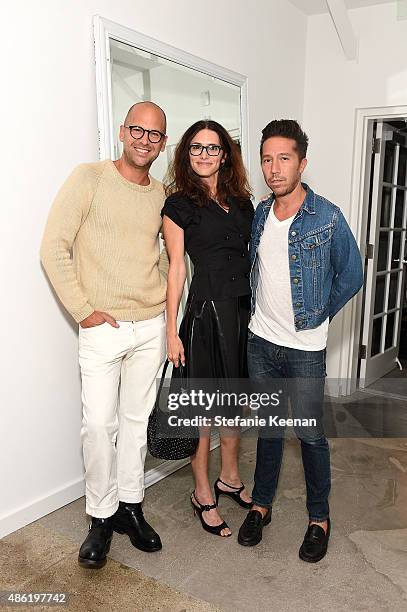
[1,434,224,539]
[0,478,85,539]
[144,432,221,488]
[325,379,342,398]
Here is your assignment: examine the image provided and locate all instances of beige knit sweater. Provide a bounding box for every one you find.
[40,160,169,323]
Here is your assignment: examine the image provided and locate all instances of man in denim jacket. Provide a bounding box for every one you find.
[238,120,363,562]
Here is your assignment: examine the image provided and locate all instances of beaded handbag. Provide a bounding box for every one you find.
[147,359,199,460]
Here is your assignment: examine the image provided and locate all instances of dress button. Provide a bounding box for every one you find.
[231,276,236,281]
[227,255,232,261]
[293,278,299,284]
[296,302,301,307]
[291,254,297,261]
[241,252,246,258]
[225,235,230,240]
[291,231,297,236]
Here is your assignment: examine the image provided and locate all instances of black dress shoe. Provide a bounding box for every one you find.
[299,518,331,563]
[238,508,271,547]
[113,501,162,552]
[78,516,113,569]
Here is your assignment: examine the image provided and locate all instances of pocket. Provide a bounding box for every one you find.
[301,265,324,314]
[300,228,332,269]
[79,321,108,332]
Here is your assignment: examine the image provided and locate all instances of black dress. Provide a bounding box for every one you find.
[161,193,254,390]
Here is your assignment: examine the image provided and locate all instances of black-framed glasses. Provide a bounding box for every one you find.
[123,125,165,143]
[189,144,223,156]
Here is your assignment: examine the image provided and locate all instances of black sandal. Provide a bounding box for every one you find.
[190,492,231,537]
[214,478,253,510]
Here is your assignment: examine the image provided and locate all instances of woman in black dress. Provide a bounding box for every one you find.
[161,120,254,537]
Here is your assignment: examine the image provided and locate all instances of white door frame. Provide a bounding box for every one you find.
[339,104,407,396]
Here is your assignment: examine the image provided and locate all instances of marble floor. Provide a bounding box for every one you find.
[2,428,407,610]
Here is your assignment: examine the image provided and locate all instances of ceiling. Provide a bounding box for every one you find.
[288,0,395,16]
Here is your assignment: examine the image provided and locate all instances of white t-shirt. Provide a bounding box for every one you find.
[249,204,329,351]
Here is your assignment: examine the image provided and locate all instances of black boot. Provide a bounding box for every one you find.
[78,516,113,569]
[113,501,162,552]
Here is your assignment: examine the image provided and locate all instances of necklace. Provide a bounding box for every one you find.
[212,195,229,212]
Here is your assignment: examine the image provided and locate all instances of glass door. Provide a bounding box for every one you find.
[360,121,407,387]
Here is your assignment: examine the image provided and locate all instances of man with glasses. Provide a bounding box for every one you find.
[41,102,169,568]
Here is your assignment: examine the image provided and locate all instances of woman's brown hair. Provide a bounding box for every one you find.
[165,120,251,207]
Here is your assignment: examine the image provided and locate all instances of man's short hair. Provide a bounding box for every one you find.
[260,119,308,160]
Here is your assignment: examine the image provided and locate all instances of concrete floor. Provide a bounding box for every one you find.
[2,430,407,611]
[367,364,407,400]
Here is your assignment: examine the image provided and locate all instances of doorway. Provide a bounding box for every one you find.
[358,118,407,394]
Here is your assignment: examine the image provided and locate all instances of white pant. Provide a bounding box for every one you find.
[78,314,166,518]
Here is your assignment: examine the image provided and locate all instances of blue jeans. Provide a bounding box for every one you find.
[248,332,330,522]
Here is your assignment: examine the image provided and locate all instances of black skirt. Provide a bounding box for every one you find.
[178,294,250,418]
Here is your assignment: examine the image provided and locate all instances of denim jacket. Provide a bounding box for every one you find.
[249,184,364,331]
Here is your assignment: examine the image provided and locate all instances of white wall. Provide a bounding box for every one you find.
[0,0,307,537]
[302,1,407,382]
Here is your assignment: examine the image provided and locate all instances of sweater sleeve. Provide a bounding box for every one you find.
[40,164,99,323]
